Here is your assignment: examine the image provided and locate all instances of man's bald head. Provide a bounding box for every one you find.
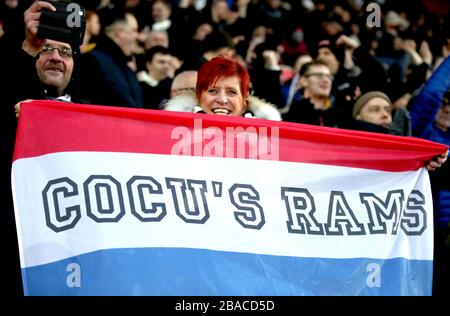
[170,70,198,98]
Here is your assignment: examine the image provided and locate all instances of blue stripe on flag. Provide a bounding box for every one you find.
[22,248,432,296]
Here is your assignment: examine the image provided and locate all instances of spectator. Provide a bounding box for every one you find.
[163,70,198,111]
[350,91,411,136]
[181,30,236,71]
[389,39,433,108]
[137,45,173,109]
[409,56,450,296]
[80,11,143,108]
[205,0,240,35]
[247,41,285,109]
[279,54,313,114]
[179,22,213,69]
[315,35,388,127]
[165,55,280,120]
[201,30,236,61]
[282,60,336,126]
[374,10,411,81]
[150,0,172,32]
[169,70,198,98]
[148,0,190,59]
[0,0,86,297]
[350,90,447,172]
[124,0,153,31]
[139,29,169,50]
[10,1,86,117]
[253,0,291,43]
[80,10,101,54]
[0,0,22,46]
[280,26,309,66]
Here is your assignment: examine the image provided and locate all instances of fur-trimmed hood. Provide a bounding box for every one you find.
[164,92,281,121]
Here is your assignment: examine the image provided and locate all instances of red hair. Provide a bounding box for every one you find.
[196,56,250,100]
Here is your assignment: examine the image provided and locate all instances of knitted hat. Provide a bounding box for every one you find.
[443,88,450,106]
[352,91,392,118]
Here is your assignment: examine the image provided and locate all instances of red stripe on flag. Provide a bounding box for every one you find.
[13,101,447,172]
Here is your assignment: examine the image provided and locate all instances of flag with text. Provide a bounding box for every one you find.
[12,100,447,295]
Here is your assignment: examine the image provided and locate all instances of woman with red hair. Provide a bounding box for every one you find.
[165,56,281,120]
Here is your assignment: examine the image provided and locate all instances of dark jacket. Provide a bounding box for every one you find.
[348,107,411,136]
[282,97,338,127]
[80,35,143,108]
[1,45,85,160]
[410,56,450,227]
[4,47,83,105]
[0,42,84,297]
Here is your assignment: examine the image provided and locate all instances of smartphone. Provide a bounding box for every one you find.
[37,0,86,47]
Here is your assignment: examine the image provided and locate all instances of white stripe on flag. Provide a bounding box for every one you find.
[13,151,433,268]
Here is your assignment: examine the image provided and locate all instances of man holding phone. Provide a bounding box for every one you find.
[0,1,84,296]
[13,0,84,117]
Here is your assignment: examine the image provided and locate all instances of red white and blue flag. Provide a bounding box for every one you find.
[12,100,447,295]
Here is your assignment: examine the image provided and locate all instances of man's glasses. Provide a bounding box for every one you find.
[304,72,334,81]
[39,46,74,58]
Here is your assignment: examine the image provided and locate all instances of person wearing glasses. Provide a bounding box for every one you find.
[169,70,198,99]
[282,60,338,127]
[350,91,412,137]
[11,1,82,118]
[314,35,390,128]
[160,70,197,110]
[0,0,85,297]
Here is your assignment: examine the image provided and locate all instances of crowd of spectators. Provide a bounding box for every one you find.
[1,0,449,113]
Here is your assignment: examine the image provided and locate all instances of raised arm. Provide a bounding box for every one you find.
[409,56,450,137]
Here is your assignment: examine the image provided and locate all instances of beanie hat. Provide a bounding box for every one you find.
[352,91,392,119]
